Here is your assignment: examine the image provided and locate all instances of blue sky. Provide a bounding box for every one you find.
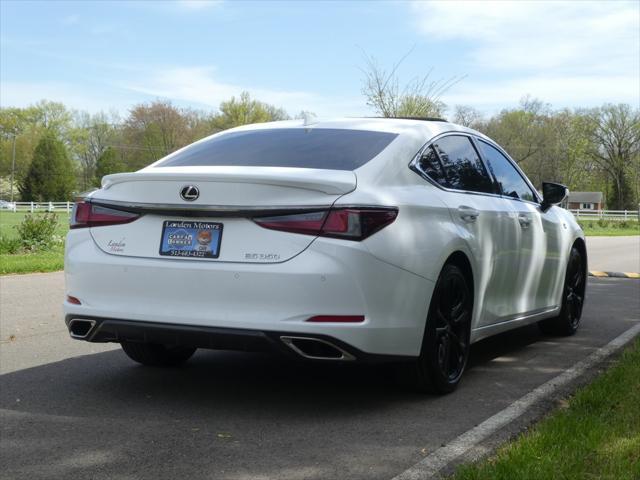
[1,0,638,118]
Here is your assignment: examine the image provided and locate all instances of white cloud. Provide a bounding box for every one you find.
[411,1,639,108]
[0,81,137,113]
[121,66,361,116]
[177,0,222,11]
[442,74,639,113]
[412,1,638,72]
[0,67,366,118]
[61,14,80,26]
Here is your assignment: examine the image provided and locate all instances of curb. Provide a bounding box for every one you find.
[391,323,640,480]
[589,271,640,279]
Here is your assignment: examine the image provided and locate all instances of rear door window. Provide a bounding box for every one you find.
[417,145,448,186]
[154,128,398,171]
[419,135,494,194]
[477,140,537,202]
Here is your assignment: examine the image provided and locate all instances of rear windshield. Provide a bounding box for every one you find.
[154,128,398,170]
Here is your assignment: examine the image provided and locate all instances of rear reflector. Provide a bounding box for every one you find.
[66,295,82,305]
[254,207,397,241]
[307,315,365,323]
[71,202,140,229]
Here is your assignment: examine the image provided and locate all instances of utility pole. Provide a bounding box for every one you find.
[10,133,16,203]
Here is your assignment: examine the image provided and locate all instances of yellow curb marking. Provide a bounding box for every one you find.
[589,271,640,279]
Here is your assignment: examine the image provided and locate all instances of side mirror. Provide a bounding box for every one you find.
[541,182,568,212]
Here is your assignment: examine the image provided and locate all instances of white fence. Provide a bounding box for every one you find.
[2,201,73,213]
[569,209,639,221]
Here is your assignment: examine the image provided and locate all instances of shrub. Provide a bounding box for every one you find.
[0,236,21,254]
[16,212,60,250]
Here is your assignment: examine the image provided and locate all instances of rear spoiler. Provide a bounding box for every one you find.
[102,167,357,195]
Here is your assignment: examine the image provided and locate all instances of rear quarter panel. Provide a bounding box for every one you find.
[342,131,469,284]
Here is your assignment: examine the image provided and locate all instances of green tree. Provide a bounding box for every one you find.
[0,102,73,188]
[72,111,120,190]
[94,147,126,186]
[213,92,288,130]
[123,100,203,169]
[584,104,640,209]
[27,100,73,136]
[20,132,76,201]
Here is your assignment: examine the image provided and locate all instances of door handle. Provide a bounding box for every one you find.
[458,206,480,223]
[518,213,532,228]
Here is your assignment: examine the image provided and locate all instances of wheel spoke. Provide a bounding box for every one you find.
[450,307,469,325]
[441,335,451,377]
[572,271,582,289]
[448,330,467,357]
[569,253,583,289]
[436,308,449,329]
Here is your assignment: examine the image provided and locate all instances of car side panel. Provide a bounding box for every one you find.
[341,178,490,333]
[509,201,566,313]
[437,191,523,327]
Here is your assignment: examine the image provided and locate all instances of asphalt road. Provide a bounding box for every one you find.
[1,272,639,480]
[586,236,640,273]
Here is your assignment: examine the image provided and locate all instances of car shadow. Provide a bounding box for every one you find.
[0,321,610,480]
[1,322,563,421]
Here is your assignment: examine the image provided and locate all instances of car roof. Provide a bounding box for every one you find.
[225,117,484,140]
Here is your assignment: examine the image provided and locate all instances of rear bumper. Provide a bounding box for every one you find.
[65,229,434,356]
[64,315,414,363]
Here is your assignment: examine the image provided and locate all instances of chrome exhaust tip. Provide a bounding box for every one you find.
[280,336,355,361]
[68,319,96,339]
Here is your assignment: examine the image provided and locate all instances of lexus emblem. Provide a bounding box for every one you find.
[180,185,200,201]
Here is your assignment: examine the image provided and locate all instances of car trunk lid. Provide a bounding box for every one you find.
[87,167,356,263]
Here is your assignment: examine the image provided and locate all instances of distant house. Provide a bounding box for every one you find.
[565,192,604,210]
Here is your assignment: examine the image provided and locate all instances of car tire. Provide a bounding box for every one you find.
[120,341,197,367]
[538,246,585,336]
[399,263,473,394]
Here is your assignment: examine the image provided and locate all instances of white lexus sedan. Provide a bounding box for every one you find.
[64,118,587,393]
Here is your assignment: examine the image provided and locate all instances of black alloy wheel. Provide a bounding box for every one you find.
[400,263,473,394]
[539,246,585,336]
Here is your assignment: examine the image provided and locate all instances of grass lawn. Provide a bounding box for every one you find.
[0,211,70,275]
[0,244,65,275]
[578,219,640,237]
[452,339,640,480]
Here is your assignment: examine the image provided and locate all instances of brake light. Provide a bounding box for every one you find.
[70,202,140,229]
[253,207,397,241]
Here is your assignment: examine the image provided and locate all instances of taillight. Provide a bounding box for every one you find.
[253,207,397,241]
[70,202,140,229]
